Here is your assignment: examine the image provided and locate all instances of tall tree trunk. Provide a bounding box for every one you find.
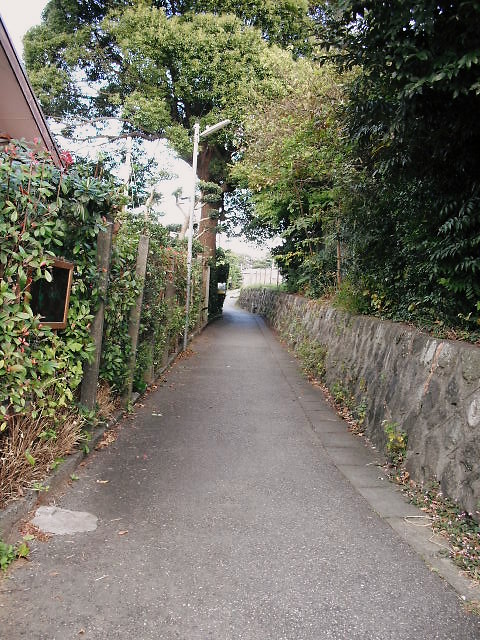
[197,147,216,262]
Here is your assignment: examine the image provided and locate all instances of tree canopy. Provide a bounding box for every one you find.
[230,1,480,335]
[24,0,316,143]
[231,59,352,297]
[323,1,480,328]
[24,0,317,262]
[23,1,480,336]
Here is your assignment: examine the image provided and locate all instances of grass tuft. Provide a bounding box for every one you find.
[0,406,84,507]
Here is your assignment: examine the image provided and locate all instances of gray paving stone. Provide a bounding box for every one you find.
[356,486,423,518]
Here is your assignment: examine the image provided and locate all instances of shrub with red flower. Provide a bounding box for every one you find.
[60,150,74,168]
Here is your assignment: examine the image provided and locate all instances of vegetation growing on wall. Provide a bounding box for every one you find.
[326,1,480,336]
[132,225,202,393]
[0,141,198,504]
[0,140,124,503]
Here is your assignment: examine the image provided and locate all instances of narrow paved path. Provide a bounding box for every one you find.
[1,299,479,639]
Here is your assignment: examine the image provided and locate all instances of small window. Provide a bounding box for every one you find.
[30,259,74,330]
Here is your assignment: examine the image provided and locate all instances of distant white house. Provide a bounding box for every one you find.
[242,266,282,287]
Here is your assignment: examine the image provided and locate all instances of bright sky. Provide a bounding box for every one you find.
[0,0,273,257]
[0,0,47,55]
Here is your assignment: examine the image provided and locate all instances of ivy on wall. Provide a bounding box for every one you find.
[0,141,124,502]
[0,141,124,431]
[100,217,203,395]
[0,141,202,504]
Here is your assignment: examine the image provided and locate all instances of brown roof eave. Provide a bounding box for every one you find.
[0,15,63,167]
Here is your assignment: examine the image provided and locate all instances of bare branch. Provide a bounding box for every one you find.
[59,130,161,144]
[48,114,164,142]
[175,199,190,239]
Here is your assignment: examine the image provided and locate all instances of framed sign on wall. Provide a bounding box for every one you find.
[29,258,74,330]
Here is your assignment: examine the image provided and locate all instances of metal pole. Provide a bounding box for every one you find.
[183,122,200,351]
[204,262,211,324]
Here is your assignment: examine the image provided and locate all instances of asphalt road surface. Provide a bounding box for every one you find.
[1,298,479,639]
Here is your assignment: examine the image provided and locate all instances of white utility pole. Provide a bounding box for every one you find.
[183,123,200,351]
[183,119,230,351]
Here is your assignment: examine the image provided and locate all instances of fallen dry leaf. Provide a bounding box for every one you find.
[19,522,51,542]
[95,429,118,450]
[118,530,128,536]
[78,629,85,635]
[96,479,110,484]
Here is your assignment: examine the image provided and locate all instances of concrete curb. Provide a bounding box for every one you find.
[0,324,207,543]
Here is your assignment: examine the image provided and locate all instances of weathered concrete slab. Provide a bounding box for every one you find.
[308,418,349,434]
[386,515,448,560]
[323,444,383,466]
[316,431,366,448]
[32,506,98,534]
[297,399,331,408]
[337,463,389,488]
[385,516,480,601]
[305,412,341,424]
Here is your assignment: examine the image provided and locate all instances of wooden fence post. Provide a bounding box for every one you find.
[163,280,176,363]
[195,256,203,331]
[123,234,149,404]
[201,259,210,326]
[80,222,113,411]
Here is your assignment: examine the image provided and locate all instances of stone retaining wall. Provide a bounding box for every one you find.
[238,288,480,517]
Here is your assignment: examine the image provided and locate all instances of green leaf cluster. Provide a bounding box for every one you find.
[234,2,480,338]
[0,141,125,435]
[100,215,202,394]
[231,59,353,298]
[323,2,480,333]
[0,536,32,572]
[24,1,315,140]
[23,0,319,224]
[0,139,205,505]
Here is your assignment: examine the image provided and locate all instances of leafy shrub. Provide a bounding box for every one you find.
[0,140,123,501]
[0,536,30,572]
[296,339,327,380]
[100,215,201,394]
[0,140,203,503]
[333,279,369,315]
[383,420,408,467]
[99,218,140,393]
[0,141,123,422]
